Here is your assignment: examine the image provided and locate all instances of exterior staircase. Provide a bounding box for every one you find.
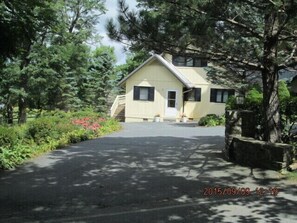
[110,95,125,122]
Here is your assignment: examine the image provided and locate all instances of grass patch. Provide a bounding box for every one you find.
[99,118,122,136]
[0,110,121,169]
[283,172,297,182]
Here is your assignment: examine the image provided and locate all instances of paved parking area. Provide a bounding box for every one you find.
[0,123,296,222]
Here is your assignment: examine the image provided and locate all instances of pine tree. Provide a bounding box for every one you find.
[107,0,297,142]
[0,0,106,122]
[88,46,117,113]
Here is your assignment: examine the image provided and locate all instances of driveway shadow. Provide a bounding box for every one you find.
[0,135,296,223]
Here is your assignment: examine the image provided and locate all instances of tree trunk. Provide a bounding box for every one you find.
[6,103,13,124]
[18,97,27,124]
[18,53,30,124]
[262,11,281,142]
[262,70,281,142]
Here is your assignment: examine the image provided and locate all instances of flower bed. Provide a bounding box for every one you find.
[0,111,121,169]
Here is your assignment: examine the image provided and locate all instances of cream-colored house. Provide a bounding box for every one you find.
[110,53,235,122]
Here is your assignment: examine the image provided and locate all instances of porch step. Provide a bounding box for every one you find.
[113,105,125,122]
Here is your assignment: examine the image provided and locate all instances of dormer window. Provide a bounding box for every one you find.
[172,55,208,67]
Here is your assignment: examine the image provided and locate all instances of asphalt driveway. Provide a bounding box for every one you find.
[0,122,296,222]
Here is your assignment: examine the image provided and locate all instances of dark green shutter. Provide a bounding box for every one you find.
[210,89,216,102]
[148,87,155,101]
[194,88,201,101]
[133,86,140,100]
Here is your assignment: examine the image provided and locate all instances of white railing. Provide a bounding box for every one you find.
[110,95,126,117]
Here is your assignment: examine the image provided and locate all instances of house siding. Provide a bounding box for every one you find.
[184,85,226,120]
[178,67,229,120]
[122,54,232,122]
[125,60,184,122]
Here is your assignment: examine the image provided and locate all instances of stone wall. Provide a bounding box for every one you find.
[225,110,295,170]
[232,137,294,170]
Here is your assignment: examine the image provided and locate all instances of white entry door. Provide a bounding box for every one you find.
[165,90,178,117]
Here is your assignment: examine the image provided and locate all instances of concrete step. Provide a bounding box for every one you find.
[113,105,125,122]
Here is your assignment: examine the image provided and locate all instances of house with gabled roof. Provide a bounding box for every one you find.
[110,53,235,122]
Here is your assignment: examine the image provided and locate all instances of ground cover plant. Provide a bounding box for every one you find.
[198,114,225,127]
[0,110,121,169]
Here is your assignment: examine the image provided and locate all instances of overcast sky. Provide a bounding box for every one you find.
[96,0,138,65]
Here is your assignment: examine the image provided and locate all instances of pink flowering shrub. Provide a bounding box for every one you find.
[71,117,107,133]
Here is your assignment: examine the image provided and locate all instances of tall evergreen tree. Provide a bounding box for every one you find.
[0,61,21,123]
[0,0,56,61]
[0,0,106,122]
[0,0,57,123]
[107,0,297,142]
[88,46,117,113]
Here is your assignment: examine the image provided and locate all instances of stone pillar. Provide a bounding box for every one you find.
[224,110,256,161]
[241,111,256,138]
[225,110,241,161]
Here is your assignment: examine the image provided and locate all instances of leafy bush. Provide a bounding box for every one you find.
[245,88,263,109]
[62,129,89,143]
[69,108,106,119]
[198,114,225,126]
[26,116,61,144]
[0,126,19,148]
[279,80,290,102]
[282,96,297,144]
[99,118,122,135]
[226,82,296,142]
[0,144,33,169]
[225,95,236,110]
[226,87,263,111]
[0,110,121,169]
[40,110,72,119]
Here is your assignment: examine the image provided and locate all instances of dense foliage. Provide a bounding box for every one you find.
[107,0,297,142]
[198,114,225,127]
[0,0,118,124]
[0,110,121,169]
[226,81,297,144]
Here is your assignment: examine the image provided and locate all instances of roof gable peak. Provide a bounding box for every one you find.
[118,54,193,88]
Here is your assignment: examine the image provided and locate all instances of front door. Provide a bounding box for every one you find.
[165,90,178,118]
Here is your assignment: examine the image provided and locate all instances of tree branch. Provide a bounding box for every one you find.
[69,5,80,33]
[222,18,264,39]
[165,0,264,39]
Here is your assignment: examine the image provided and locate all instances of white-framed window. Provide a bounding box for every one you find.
[210,89,235,103]
[167,91,176,108]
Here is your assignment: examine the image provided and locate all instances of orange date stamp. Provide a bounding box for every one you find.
[203,187,279,196]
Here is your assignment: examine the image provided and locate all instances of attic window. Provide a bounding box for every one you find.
[173,55,208,67]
